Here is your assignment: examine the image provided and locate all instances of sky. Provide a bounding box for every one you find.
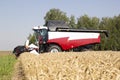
[0,0,120,51]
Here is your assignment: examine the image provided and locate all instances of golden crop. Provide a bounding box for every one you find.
[13,51,120,80]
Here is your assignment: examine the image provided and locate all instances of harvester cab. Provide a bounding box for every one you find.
[33,26,48,53]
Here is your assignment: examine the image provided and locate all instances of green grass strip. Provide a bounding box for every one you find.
[0,54,16,80]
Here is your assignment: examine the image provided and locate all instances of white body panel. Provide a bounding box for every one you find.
[48,32,100,40]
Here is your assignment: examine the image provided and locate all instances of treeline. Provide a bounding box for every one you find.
[30,8,120,51]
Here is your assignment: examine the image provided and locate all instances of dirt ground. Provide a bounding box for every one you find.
[0,51,12,57]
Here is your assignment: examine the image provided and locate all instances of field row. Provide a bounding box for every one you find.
[13,51,120,80]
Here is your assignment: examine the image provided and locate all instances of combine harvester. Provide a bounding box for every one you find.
[13,20,108,57]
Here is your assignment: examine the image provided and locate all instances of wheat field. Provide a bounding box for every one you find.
[13,51,120,80]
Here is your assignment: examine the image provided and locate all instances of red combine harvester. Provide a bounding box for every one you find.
[13,20,108,57]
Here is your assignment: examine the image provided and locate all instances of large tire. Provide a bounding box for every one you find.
[47,44,62,53]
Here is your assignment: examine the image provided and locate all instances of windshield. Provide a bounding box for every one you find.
[34,29,48,43]
[40,29,47,36]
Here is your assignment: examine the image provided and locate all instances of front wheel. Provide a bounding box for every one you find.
[47,45,62,53]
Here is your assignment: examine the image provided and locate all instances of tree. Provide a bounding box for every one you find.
[91,17,100,29]
[69,15,76,28]
[28,33,36,45]
[112,15,120,50]
[44,8,69,24]
[98,15,120,51]
[77,14,91,29]
[77,14,100,29]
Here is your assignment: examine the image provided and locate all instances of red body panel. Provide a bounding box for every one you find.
[48,35,100,50]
